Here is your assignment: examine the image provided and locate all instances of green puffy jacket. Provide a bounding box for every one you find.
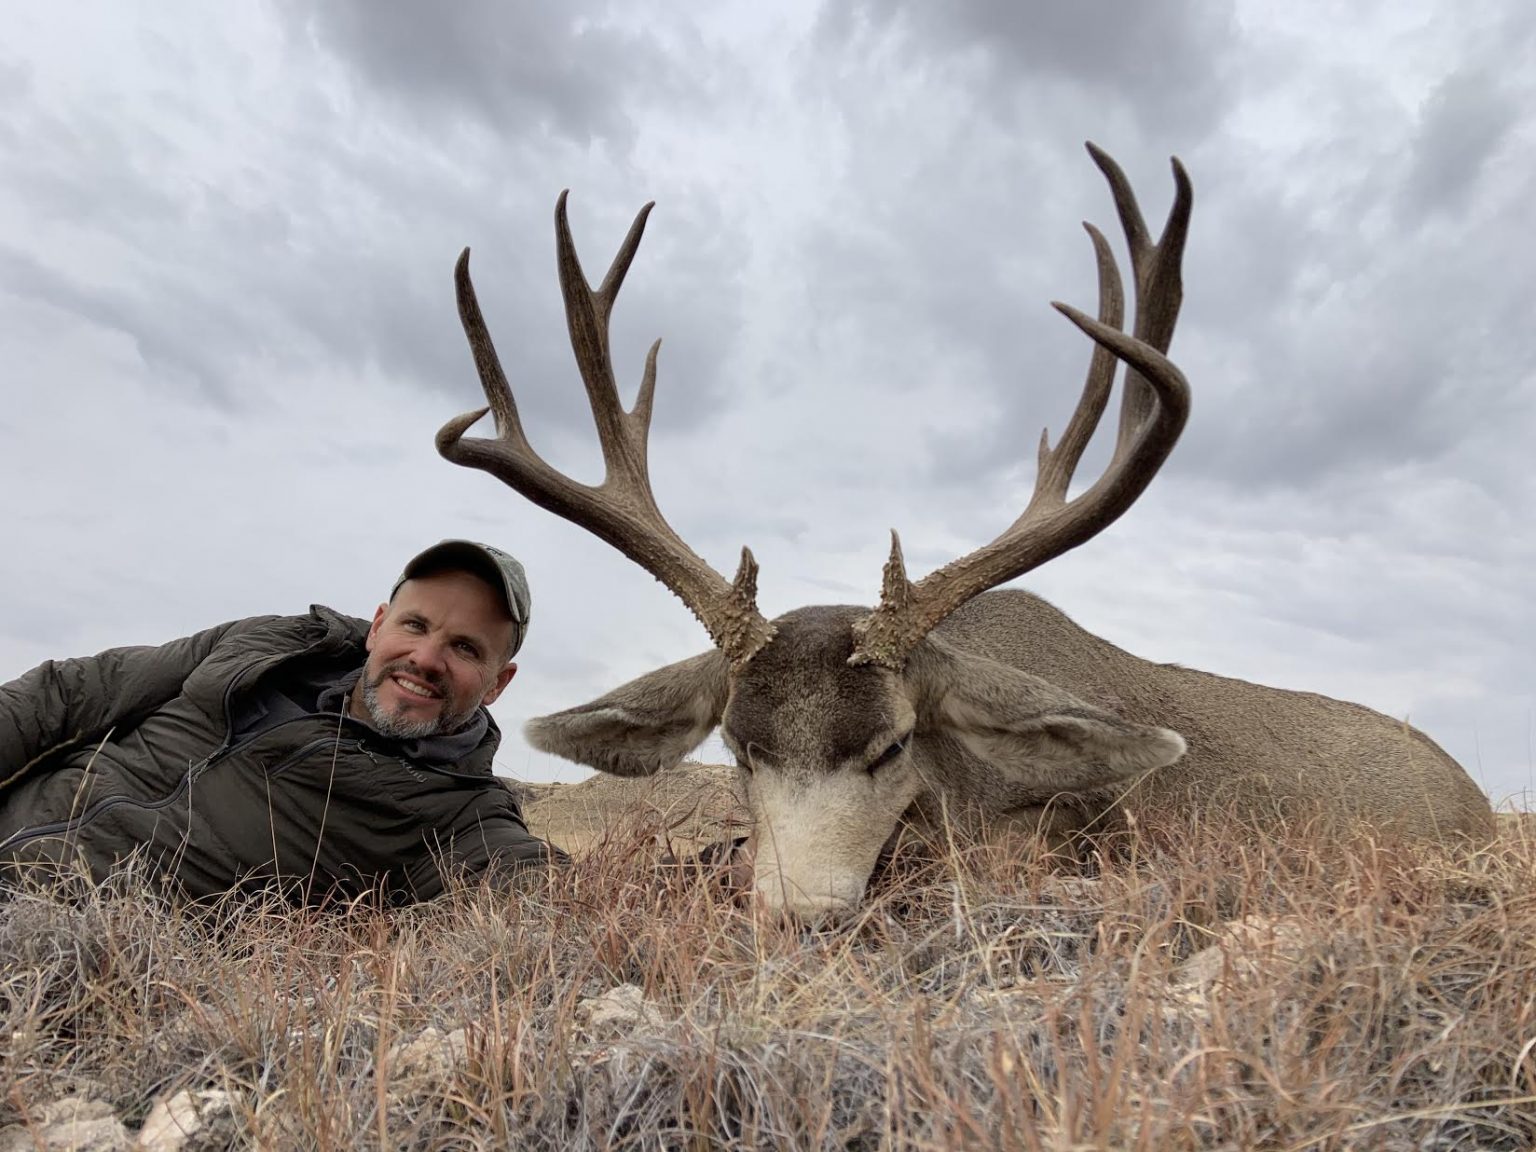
[0,606,560,903]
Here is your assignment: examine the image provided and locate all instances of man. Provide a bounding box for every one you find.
[0,540,562,903]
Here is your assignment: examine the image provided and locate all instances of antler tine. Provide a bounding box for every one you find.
[1027,221,1124,514]
[555,192,654,470]
[851,143,1193,669]
[454,248,528,445]
[1025,144,1191,520]
[438,198,776,668]
[1087,144,1192,457]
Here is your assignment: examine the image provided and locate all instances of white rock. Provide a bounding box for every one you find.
[1176,915,1311,992]
[0,1096,128,1152]
[134,1089,233,1152]
[388,1025,470,1081]
[576,984,665,1034]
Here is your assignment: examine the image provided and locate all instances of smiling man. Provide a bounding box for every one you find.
[0,540,562,903]
[357,544,524,739]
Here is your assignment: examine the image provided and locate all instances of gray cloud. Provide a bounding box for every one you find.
[277,1,677,148]
[3,2,1533,803]
[818,0,1238,137]
[1400,67,1520,218]
[794,5,1536,509]
[0,16,746,441]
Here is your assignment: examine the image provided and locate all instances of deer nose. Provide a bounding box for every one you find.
[752,863,865,922]
[750,890,860,929]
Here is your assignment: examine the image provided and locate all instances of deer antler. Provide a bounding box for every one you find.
[438,194,776,667]
[850,143,1194,668]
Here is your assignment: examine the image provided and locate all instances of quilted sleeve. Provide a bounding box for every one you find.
[0,617,277,791]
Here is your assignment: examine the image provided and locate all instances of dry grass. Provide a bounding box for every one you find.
[2,810,1534,1151]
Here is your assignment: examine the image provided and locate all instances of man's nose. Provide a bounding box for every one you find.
[410,639,450,674]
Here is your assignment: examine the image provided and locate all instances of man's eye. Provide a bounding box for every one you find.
[454,642,479,658]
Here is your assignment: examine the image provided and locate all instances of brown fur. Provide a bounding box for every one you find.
[928,590,1492,842]
[526,590,1491,912]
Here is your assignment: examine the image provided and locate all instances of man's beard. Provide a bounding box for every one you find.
[357,661,478,739]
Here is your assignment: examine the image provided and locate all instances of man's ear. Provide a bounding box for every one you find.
[480,662,517,707]
[365,603,388,652]
[908,638,1186,801]
[524,651,730,777]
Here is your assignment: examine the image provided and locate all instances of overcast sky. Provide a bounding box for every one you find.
[3,2,1532,803]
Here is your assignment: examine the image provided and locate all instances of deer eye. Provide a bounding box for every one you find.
[866,739,907,776]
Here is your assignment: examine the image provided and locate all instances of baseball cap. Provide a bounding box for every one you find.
[392,540,532,657]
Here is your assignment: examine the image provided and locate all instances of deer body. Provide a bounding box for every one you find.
[942,591,1489,838]
[529,591,1492,913]
[441,145,1494,916]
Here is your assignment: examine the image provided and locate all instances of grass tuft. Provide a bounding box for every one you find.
[2,812,1533,1149]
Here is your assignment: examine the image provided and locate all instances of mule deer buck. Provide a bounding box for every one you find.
[440,144,1494,916]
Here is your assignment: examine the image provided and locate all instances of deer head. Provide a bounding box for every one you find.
[440,144,1194,916]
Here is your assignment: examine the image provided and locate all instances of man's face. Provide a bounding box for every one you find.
[355,569,518,739]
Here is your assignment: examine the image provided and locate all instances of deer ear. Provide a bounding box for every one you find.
[524,651,730,777]
[910,639,1186,800]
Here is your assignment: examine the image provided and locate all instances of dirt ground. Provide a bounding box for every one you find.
[509,761,747,857]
